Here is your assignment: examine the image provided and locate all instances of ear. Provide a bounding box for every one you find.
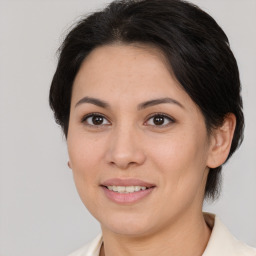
[207,113,236,169]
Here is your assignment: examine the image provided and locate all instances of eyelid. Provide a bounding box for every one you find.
[81,112,111,126]
[144,112,175,127]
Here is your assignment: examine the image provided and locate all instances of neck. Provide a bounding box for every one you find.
[100,211,212,256]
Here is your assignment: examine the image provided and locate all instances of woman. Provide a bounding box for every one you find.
[49,0,256,255]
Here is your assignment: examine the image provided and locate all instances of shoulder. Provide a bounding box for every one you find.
[68,233,103,256]
[203,212,256,256]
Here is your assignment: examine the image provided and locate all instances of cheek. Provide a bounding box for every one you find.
[68,130,106,169]
[67,134,114,221]
[150,132,206,167]
[149,132,209,193]
[67,132,106,199]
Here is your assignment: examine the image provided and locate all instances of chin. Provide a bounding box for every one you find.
[99,211,156,237]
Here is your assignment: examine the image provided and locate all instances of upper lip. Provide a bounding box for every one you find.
[101,178,156,188]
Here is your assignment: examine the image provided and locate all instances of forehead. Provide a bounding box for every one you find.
[83,42,169,66]
[72,43,184,99]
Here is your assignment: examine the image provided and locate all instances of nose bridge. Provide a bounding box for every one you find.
[106,122,146,169]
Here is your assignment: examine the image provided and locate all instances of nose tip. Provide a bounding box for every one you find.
[109,152,145,169]
[105,130,146,169]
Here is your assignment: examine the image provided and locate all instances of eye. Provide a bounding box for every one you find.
[145,113,175,127]
[82,113,111,126]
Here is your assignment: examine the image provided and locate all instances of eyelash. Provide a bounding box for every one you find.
[145,113,175,128]
[81,112,175,128]
[81,112,111,128]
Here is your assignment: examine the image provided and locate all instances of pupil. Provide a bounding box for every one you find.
[92,116,103,125]
[154,116,164,125]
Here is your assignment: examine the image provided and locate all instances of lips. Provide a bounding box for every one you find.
[101,178,155,188]
[100,178,156,204]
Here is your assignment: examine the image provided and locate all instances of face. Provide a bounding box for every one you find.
[67,44,213,237]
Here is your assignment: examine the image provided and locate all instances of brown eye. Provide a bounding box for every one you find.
[146,114,174,127]
[82,114,110,126]
[92,115,104,125]
[153,116,165,125]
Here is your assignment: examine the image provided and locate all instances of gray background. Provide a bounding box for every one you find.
[0,0,255,255]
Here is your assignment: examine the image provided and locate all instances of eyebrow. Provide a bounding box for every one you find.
[137,97,184,110]
[75,96,184,110]
[75,97,110,109]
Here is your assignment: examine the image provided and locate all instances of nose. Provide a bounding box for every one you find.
[105,125,146,170]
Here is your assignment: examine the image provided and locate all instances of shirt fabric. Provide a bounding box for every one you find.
[68,212,256,256]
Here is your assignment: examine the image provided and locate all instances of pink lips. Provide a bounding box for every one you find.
[101,178,156,204]
[101,178,155,187]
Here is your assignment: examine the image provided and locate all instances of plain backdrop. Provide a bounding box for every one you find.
[0,0,255,255]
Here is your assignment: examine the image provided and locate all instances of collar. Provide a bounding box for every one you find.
[202,212,256,256]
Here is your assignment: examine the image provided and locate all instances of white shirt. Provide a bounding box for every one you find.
[68,213,256,256]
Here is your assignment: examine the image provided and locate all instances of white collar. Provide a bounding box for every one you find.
[202,212,256,256]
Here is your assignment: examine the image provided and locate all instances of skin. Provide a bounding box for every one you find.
[67,44,236,256]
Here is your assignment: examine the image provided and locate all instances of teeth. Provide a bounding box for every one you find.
[107,185,147,193]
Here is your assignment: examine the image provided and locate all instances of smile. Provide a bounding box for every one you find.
[106,185,148,193]
[101,178,156,204]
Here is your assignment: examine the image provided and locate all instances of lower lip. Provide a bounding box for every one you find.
[101,186,155,204]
